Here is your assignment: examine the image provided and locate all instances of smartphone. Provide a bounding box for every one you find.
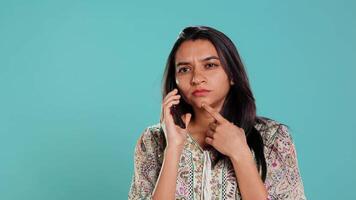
[170,90,186,129]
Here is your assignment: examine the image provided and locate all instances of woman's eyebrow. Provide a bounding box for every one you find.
[176,56,220,67]
[201,55,220,62]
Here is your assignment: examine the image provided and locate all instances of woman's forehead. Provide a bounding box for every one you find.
[175,39,219,63]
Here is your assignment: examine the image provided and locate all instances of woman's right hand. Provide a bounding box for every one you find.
[160,88,192,149]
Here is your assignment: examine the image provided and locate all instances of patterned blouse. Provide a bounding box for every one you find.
[128,118,306,200]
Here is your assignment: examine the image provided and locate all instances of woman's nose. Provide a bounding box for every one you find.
[191,70,206,85]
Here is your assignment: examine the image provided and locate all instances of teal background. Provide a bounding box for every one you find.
[0,0,355,199]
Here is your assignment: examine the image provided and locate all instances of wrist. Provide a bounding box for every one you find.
[229,144,253,164]
[165,145,184,155]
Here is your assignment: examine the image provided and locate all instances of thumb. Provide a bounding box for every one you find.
[183,113,192,129]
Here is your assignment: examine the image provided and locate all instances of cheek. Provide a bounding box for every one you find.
[215,73,230,88]
[175,76,190,89]
[176,81,194,104]
[214,70,229,82]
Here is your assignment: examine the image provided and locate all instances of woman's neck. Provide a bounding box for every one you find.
[187,107,220,150]
[189,100,224,132]
[187,100,226,149]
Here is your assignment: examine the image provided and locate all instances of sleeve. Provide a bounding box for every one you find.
[128,127,161,200]
[264,124,307,200]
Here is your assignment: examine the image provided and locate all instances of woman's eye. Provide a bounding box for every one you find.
[206,63,218,68]
[177,67,190,73]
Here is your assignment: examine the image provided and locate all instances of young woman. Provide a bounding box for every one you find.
[128,26,306,200]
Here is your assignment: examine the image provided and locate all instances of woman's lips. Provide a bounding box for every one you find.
[192,90,210,97]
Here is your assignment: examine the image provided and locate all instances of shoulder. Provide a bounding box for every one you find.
[254,117,294,148]
[136,123,165,155]
[256,118,306,199]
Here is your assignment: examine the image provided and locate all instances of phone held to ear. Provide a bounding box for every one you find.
[170,90,186,129]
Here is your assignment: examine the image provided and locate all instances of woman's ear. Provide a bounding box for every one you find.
[230,80,235,85]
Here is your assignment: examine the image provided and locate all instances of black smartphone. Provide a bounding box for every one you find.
[170,90,186,129]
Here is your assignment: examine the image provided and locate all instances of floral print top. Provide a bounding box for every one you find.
[128,118,306,200]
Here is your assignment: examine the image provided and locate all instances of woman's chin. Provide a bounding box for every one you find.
[190,99,210,109]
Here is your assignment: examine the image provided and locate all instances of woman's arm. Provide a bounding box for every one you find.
[230,145,268,200]
[152,145,183,200]
[128,127,162,200]
[128,127,185,200]
[264,124,306,199]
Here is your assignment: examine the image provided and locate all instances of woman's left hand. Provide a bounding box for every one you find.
[201,103,251,161]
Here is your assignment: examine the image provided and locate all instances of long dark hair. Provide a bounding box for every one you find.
[161,26,268,182]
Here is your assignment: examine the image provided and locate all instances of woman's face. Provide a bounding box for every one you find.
[174,39,232,110]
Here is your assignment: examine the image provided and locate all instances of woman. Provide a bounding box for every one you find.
[128,26,306,200]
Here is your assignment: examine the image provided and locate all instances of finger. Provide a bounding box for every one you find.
[163,88,179,102]
[205,137,213,145]
[206,129,215,138]
[163,99,180,123]
[208,122,217,131]
[165,100,180,112]
[182,113,192,129]
[161,94,180,122]
[163,94,181,106]
[201,103,226,124]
